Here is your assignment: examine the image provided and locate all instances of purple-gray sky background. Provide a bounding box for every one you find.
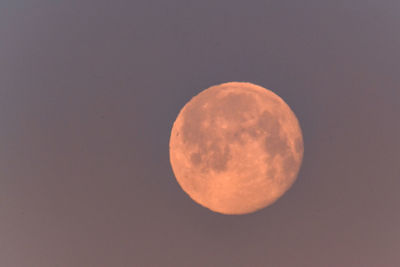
[1,1,399,266]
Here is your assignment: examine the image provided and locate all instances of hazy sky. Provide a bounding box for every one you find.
[1,1,399,266]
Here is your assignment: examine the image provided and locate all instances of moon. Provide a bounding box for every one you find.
[169,82,304,215]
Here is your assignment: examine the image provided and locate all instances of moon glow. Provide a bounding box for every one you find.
[169,82,304,215]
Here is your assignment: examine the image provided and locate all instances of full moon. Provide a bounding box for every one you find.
[169,82,304,215]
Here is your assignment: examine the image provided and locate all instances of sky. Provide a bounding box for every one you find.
[0,1,399,266]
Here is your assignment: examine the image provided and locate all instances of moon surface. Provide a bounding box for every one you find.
[169,82,304,215]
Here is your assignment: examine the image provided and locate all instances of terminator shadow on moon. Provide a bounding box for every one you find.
[169,82,304,215]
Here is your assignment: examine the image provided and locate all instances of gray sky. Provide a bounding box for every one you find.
[0,1,399,266]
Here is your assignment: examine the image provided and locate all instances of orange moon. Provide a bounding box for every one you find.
[169,82,304,215]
